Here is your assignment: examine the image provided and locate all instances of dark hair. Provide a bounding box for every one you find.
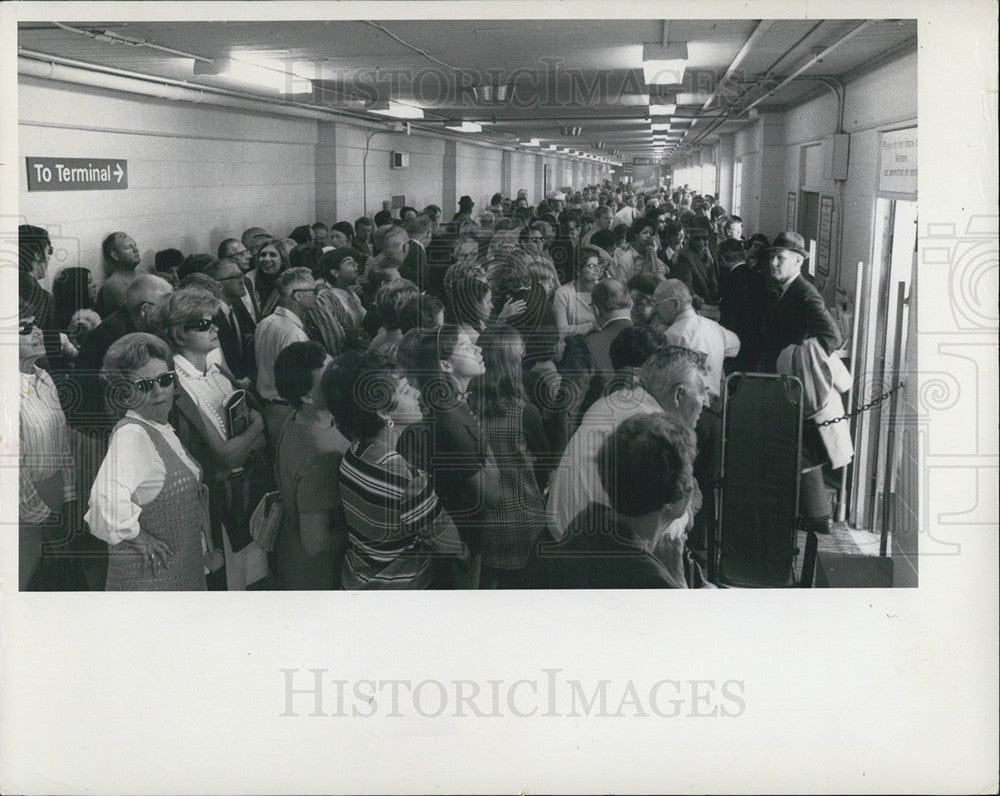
[709,205,727,220]
[718,239,746,261]
[597,413,694,517]
[376,279,421,331]
[469,326,526,417]
[609,326,663,371]
[354,217,373,231]
[414,323,465,409]
[322,349,402,441]
[449,276,491,328]
[52,267,94,328]
[626,272,665,297]
[490,192,503,206]
[177,253,214,281]
[289,242,323,273]
[18,224,50,272]
[373,210,393,227]
[398,294,445,333]
[155,248,185,273]
[590,229,617,254]
[274,340,328,408]
[331,221,355,240]
[289,225,313,245]
[557,334,596,380]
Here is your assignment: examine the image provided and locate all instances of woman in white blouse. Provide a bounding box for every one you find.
[86,332,209,590]
[19,302,79,590]
[149,287,267,589]
[552,245,609,341]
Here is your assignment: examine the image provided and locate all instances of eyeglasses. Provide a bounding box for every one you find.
[130,371,177,393]
[18,320,36,335]
[292,286,320,297]
[184,318,216,332]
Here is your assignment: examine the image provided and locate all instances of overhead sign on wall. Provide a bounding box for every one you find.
[26,157,128,191]
[878,127,917,195]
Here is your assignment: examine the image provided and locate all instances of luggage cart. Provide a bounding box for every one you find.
[713,372,804,587]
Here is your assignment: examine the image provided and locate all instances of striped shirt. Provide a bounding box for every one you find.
[19,367,76,523]
[338,441,464,590]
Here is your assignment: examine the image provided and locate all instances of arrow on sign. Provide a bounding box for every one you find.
[114,163,125,183]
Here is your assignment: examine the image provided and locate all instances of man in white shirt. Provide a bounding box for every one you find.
[653,278,739,403]
[547,345,710,553]
[255,267,318,440]
[613,195,641,226]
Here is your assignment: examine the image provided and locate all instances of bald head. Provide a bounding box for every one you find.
[125,273,174,328]
[652,278,691,325]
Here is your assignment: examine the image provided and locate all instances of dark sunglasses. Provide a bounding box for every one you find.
[184,318,216,332]
[18,320,37,335]
[131,371,177,393]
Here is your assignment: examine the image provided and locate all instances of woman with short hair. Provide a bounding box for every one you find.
[324,349,465,589]
[368,278,421,357]
[52,266,97,330]
[85,332,209,590]
[148,287,268,589]
[552,245,608,340]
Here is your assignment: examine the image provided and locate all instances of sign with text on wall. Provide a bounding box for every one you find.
[878,127,916,195]
[26,157,128,191]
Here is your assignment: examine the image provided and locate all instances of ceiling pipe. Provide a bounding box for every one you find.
[674,20,874,157]
[50,21,216,64]
[17,51,523,151]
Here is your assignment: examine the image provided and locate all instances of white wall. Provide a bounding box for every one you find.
[332,124,446,222]
[454,142,503,216]
[509,151,538,203]
[19,76,317,288]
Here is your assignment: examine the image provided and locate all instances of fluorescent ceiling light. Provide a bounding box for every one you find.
[651,122,672,132]
[649,104,678,117]
[642,43,688,86]
[445,121,483,133]
[369,100,425,120]
[676,92,712,105]
[196,55,314,94]
[522,138,542,146]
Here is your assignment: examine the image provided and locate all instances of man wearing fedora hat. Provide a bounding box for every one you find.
[673,216,721,319]
[759,230,841,372]
[453,195,476,222]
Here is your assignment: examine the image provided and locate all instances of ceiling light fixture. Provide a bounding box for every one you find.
[642,43,688,86]
[445,121,483,133]
[472,85,510,103]
[649,104,678,117]
[368,100,425,120]
[194,55,314,94]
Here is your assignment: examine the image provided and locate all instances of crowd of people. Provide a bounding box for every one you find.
[17,180,848,590]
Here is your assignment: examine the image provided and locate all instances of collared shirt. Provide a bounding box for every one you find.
[330,286,366,328]
[85,410,200,545]
[546,387,663,540]
[174,351,234,440]
[255,306,308,401]
[662,306,740,399]
[20,366,76,523]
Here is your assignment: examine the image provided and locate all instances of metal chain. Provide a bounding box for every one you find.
[814,381,906,426]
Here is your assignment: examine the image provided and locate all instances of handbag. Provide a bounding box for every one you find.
[249,490,284,553]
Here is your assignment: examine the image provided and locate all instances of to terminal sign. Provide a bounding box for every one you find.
[26,157,128,191]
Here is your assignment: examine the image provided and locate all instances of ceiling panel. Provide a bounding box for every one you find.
[18,17,917,161]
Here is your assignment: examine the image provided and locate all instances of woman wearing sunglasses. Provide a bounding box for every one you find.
[148,287,268,590]
[18,301,83,590]
[85,332,209,589]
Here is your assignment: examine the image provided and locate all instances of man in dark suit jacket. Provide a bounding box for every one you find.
[206,258,257,382]
[673,216,720,315]
[69,273,173,431]
[759,231,842,372]
[401,214,432,291]
[582,278,633,413]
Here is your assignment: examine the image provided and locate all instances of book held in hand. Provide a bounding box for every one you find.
[225,389,250,439]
